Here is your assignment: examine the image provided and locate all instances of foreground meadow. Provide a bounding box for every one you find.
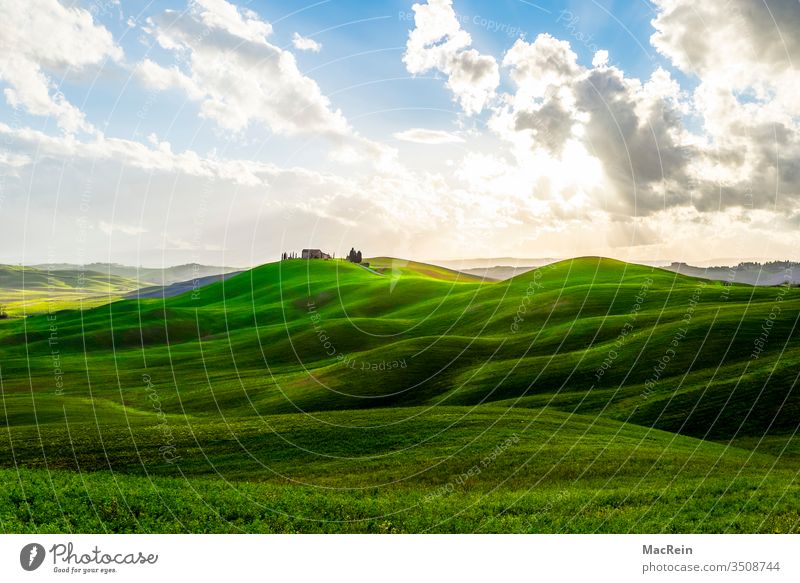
[1,258,798,532]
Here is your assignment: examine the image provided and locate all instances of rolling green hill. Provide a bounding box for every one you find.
[29,262,243,286]
[0,257,798,532]
[0,263,243,316]
[0,265,138,291]
[0,265,142,316]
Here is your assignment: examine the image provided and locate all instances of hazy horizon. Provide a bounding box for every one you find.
[8,253,800,272]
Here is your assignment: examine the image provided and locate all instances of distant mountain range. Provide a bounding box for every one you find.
[0,264,141,292]
[436,257,676,281]
[662,261,799,286]
[0,263,244,316]
[457,259,799,285]
[431,257,561,270]
[28,262,243,286]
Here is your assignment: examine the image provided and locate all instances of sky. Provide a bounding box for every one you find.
[0,0,798,268]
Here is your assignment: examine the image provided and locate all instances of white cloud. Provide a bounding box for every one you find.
[393,128,464,144]
[2,112,799,265]
[0,150,31,169]
[592,50,609,68]
[138,0,394,166]
[651,0,799,99]
[403,0,499,115]
[134,59,201,98]
[503,34,579,105]
[0,121,264,186]
[496,33,730,216]
[141,1,348,137]
[192,0,272,42]
[2,0,799,265]
[292,33,322,53]
[0,118,581,263]
[0,0,122,134]
[99,221,148,236]
[137,0,394,167]
[490,9,782,223]
[649,0,800,212]
[490,12,800,223]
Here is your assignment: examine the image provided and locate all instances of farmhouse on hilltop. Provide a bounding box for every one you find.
[301,249,331,260]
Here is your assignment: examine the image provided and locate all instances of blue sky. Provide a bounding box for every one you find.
[0,0,797,266]
[62,0,672,159]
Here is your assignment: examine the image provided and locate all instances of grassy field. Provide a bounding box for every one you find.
[0,265,141,317]
[0,257,798,532]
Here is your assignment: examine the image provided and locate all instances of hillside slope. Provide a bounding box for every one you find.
[0,265,142,316]
[2,256,799,533]
[29,262,243,286]
[1,257,797,441]
[0,265,138,291]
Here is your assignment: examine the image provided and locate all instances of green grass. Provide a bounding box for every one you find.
[2,407,798,533]
[1,257,799,532]
[0,265,140,317]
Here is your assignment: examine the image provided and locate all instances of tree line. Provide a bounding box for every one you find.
[346,248,362,263]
